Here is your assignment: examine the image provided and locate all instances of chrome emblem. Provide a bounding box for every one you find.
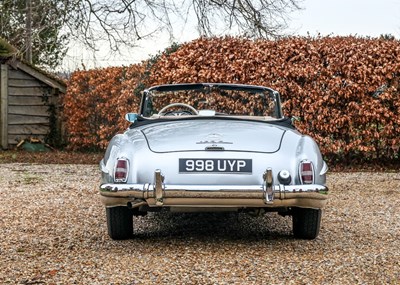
[196,133,233,144]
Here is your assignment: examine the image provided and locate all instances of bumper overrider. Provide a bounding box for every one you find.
[100,168,328,209]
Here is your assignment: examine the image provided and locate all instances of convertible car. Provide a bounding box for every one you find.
[100,83,328,240]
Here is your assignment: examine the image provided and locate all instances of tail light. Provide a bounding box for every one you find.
[114,158,129,183]
[299,160,314,184]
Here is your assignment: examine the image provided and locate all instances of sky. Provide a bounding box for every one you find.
[290,0,400,37]
[61,0,400,71]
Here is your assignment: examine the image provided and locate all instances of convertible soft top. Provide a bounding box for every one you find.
[146,83,277,94]
[129,115,296,130]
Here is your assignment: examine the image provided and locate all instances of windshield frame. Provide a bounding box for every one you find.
[139,83,283,119]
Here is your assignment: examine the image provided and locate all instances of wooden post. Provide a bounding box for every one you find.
[0,64,9,149]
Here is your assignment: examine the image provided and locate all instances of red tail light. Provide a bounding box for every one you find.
[299,160,314,184]
[114,158,129,183]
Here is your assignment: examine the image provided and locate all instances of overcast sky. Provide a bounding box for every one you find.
[291,0,400,37]
[61,0,400,71]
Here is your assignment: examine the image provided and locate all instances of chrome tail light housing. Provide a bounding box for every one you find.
[299,160,314,184]
[114,158,129,183]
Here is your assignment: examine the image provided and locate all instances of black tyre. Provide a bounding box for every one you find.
[106,207,133,240]
[292,207,321,239]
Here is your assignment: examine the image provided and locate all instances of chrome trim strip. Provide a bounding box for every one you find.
[100,183,328,196]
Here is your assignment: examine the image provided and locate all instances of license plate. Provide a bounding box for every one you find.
[179,159,252,173]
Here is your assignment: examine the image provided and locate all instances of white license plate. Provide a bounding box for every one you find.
[179,159,252,173]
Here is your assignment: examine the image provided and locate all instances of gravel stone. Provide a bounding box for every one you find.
[0,163,399,284]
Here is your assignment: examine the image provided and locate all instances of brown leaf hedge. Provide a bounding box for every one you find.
[64,36,400,163]
[64,64,144,149]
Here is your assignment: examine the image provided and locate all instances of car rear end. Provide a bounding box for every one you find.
[100,83,328,240]
[100,120,328,240]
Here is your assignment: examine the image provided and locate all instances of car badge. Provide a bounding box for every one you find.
[196,133,233,144]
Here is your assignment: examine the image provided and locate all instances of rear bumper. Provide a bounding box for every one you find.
[100,169,328,209]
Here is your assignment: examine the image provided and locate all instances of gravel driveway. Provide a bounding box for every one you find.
[0,163,399,284]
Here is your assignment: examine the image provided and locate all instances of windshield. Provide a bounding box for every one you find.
[141,84,282,119]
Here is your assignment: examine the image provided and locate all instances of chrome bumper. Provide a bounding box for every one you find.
[100,169,328,209]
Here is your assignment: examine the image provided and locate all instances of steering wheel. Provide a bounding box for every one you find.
[158,103,198,116]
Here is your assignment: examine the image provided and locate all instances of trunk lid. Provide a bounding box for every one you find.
[140,120,286,153]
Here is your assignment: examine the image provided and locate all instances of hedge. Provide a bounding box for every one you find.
[64,36,400,163]
[63,65,144,149]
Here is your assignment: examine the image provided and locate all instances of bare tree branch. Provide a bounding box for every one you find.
[60,0,301,52]
[1,0,302,67]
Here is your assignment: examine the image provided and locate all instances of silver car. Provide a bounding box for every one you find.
[100,83,328,240]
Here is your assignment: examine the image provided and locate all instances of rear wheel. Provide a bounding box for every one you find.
[106,207,133,240]
[292,207,321,239]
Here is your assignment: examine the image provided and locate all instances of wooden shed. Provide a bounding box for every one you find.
[0,40,66,149]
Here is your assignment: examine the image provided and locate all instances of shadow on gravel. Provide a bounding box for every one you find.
[130,212,293,242]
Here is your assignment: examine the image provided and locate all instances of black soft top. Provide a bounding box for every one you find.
[129,116,295,130]
[146,83,276,94]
